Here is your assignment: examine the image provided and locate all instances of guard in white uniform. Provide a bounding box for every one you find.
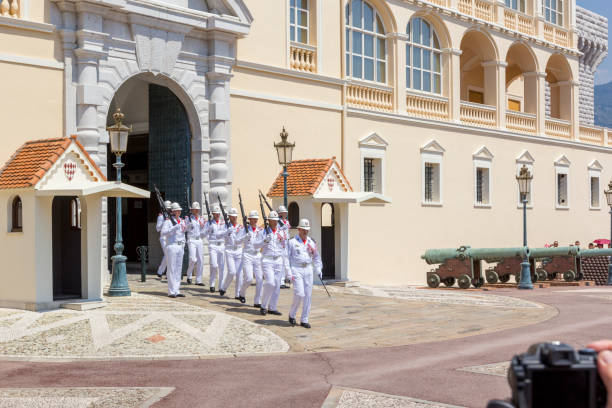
[239,210,263,306]
[203,204,226,293]
[278,205,291,289]
[161,202,187,298]
[253,210,287,316]
[287,219,322,328]
[185,202,206,286]
[156,201,172,279]
[220,208,244,299]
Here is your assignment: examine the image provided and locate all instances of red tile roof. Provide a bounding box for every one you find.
[0,135,106,189]
[267,157,352,197]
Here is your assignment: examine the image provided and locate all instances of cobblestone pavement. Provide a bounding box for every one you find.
[0,293,287,361]
[322,387,465,408]
[129,275,556,352]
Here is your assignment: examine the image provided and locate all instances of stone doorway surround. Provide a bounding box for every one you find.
[51,0,252,267]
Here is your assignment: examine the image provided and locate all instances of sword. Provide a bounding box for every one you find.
[319,275,332,299]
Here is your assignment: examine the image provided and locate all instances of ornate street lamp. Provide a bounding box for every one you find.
[604,181,612,285]
[516,165,533,289]
[107,108,132,297]
[274,127,295,208]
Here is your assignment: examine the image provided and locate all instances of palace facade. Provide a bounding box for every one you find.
[0,0,610,289]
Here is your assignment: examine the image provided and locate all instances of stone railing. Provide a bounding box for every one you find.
[506,111,537,134]
[503,8,535,36]
[0,0,19,17]
[406,90,449,120]
[458,0,495,22]
[543,23,570,47]
[579,124,605,145]
[460,102,496,128]
[347,82,393,112]
[545,117,572,139]
[289,43,317,73]
[428,0,447,6]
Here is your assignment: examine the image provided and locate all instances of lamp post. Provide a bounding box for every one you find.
[516,164,533,289]
[274,127,295,208]
[107,108,132,297]
[604,181,612,285]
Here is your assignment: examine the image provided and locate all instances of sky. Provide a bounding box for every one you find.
[578,0,612,85]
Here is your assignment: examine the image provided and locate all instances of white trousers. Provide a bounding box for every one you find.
[186,239,204,283]
[157,240,167,276]
[261,257,284,311]
[241,253,262,301]
[221,250,243,296]
[209,245,225,288]
[166,243,185,295]
[289,266,313,323]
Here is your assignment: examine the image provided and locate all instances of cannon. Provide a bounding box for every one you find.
[422,246,528,289]
[530,246,579,282]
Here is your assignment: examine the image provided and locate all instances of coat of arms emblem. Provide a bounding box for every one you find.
[64,161,76,181]
[327,176,335,191]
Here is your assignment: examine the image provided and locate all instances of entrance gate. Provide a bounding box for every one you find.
[52,196,82,300]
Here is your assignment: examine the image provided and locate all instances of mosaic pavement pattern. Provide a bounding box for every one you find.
[327,285,545,309]
[323,387,465,408]
[0,387,174,408]
[0,293,288,361]
[458,361,509,377]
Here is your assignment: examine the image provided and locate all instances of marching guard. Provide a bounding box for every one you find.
[156,200,172,279]
[239,210,263,306]
[253,210,286,316]
[278,205,291,289]
[204,204,227,293]
[287,219,322,328]
[220,208,244,299]
[185,202,206,286]
[161,202,187,298]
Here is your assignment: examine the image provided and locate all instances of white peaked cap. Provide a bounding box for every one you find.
[298,218,311,230]
[164,200,172,209]
[228,208,239,216]
[211,204,221,214]
[268,210,279,221]
[171,202,182,212]
[277,205,288,213]
[248,210,259,219]
[190,202,201,210]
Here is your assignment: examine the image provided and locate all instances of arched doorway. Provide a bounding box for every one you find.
[52,196,82,300]
[321,203,335,279]
[106,78,192,270]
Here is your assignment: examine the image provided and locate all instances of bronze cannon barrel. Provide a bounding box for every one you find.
[421,246,471,265]
[579,248,612,258]
[529,246,579,259]
[468,247,528,263]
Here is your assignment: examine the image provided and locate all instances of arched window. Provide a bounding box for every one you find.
[345,0,387,83]
[406,17,441,94]
[11,196,22,232]
[290,0,309,44]
[70,197,81,229]
[288,201,299,227]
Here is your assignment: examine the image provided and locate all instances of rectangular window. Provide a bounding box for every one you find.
[469,90,484,104]
[591,176,600,208]
[557,173,568,207]
[508,99,521,112]
[364,158,375,192]
[424,162,440,203]
[505,0,525,12]
[543,0,563,26]
[475,167,490,205]
[290,0,309,45]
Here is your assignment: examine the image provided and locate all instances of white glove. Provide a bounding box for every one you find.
[317,271,322,279]
[226,229,233,236]
[264,235,271,243]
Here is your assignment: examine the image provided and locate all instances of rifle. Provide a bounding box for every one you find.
[203,192,212,223]
[259,193,271,235]
[154,185,176,225]
[238,189,248,231]
[258,189,273,212]
[217,194,230,228]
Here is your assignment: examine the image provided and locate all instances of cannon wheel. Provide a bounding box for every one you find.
[577,271,584,281]
[472,277,484,288]
[443,277,455,287]
[458,274,471,289]
[550,272,558,280]
[499,274,511,283]
[485,270,499,284]
[563,270,576,282]
[427,273,441,288]
[536,269,548,282]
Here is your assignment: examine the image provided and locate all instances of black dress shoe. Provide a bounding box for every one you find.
[234,296,241,301]
[260,308,267,316]
[288,317,296,326]
[219,289,226,296]
[186,279,192,284]
[300,322,311,329]
[195,282,205,286]
[280,284,288,289]
[176,293,185,297]
[210,287,215,293]
[253,304,261,308]
[268,310,282,316]
[239,297,246,304]
[157,274,163,280]
[168,294,177,298]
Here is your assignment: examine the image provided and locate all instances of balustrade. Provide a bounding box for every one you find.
[460,102,496,128]
[503,8,535,36]
[543,23,569,47]
[0,0,19,17]
[579,125,605,145]
[506,111,537,134]
[347,83,393,112]
[458,0,495,22]
[289,44,317,73]
[545,117,572,139]
[406,91,449,120]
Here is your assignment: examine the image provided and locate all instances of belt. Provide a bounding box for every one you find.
[226,245,241,251]
[189,237,202,242]
[210,240,224,245]
[245,250,260,256]
[297,262,311,268]
[264,255,282,261]
[170,241,185,246]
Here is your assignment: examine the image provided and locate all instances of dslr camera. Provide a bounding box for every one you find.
[487,342,607,408]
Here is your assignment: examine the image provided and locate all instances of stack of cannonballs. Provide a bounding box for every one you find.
[580,256,610,285]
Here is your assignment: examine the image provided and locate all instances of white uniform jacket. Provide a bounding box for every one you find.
[240,226,263,256]
[225,223,244,252]
[156,214,168,245]
[185,215,205,241]
[204,219,227,246]
[253,227,287,260]
[287,236,322,275]
[161,217,187,246]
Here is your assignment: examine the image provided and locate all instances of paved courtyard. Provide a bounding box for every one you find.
[1,275,611,407]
